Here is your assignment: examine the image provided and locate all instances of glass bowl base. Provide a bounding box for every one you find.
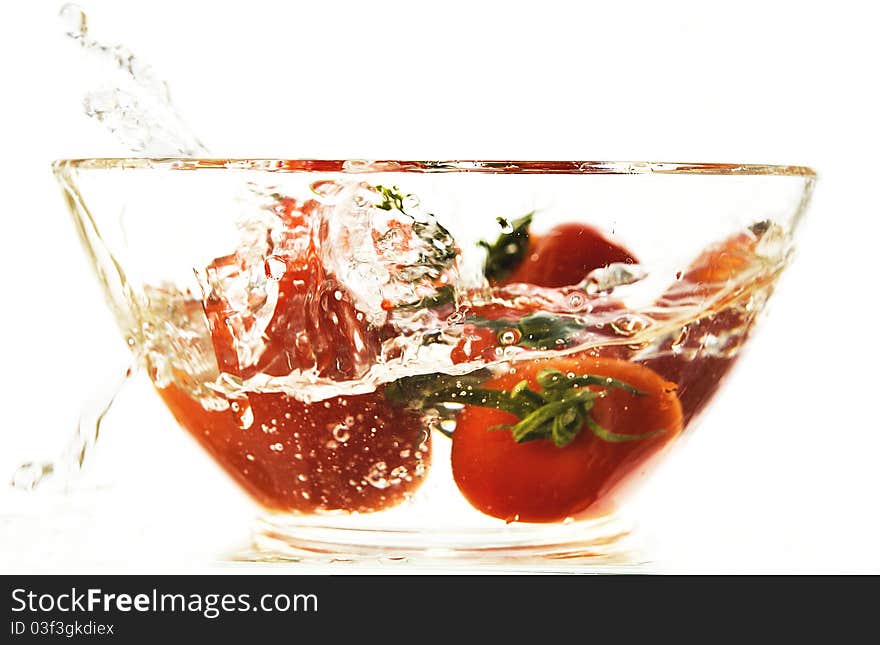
[236,513,647,571]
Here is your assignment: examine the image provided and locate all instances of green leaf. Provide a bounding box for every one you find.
[468,312,587,351]
[479,212,533,281]
[386,365,656,450]
[374,184,408,212]
[584,415,663,443]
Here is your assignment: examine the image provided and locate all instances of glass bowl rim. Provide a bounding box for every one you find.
[51,158,817,177]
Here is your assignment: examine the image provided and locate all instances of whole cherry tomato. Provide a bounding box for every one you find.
[448,355,683,522]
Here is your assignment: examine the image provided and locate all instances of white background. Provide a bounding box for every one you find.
[1,0,879,572]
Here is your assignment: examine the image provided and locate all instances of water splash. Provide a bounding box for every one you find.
[59,3,208,156]
[10,362,137,492]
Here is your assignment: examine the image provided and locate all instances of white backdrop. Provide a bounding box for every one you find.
[1,0,878,572]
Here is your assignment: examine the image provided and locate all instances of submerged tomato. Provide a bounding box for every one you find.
[450,355,683,522]
[502,223,638,288]
[158,384,429,513]
[203,197,382,382]
[173,196,429,513]
[644,229,764,424]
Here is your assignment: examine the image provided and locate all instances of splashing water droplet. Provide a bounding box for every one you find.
[10,361,136,492]
[59,3,87,40]
[60,4,208,156]
[10,462,55,492]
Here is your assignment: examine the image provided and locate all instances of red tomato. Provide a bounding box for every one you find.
[502,223,638,288]
[450,355,683,522]
[158,384,429,514]
[645,230,762,424]
[163,196,429,514]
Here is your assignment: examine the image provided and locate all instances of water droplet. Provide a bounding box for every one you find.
[309,179,346,204]
[59,4,87,40]
[297,473,308,482]
[331,422,351,443]
[365,461,391,489]
[10,462,54,491]
[446,310,465,325]
[269,442,284,452]
[610,314,651,337]
[231,398,254,430]
[402,194,420,212]
[498,328,521,345]
[390,465,409,483]
[567,292,586,310]
[245,453,255,462]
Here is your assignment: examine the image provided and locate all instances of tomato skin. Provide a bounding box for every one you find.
[158,384,430,514]
[450,356,682,522]
[502,223,638,288]
[645,231,762,424]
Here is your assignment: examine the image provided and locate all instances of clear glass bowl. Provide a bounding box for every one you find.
[53,159,815,566]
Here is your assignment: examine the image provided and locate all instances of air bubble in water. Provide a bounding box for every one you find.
[331,422,351,443]
[567,291,586,310]
[309,179,347,204]
[610,313,651,337]
[365,461,391,489]
[498,329,521,345]
[231,398,254,430]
